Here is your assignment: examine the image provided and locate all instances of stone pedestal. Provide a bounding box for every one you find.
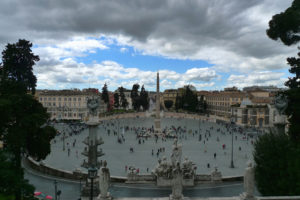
[154,118,161,133]
[170,194,184,200]
[274,113,286,134]
[81,180,100,200]
[240,192,256,200]
[97,193,112,200]
[211,167,222,183]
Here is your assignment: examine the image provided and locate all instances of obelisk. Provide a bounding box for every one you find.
[154,72,161,134]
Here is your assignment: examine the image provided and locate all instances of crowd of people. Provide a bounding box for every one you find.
[47,117,258,175]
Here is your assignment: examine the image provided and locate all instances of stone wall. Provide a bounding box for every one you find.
[126,174,156,183]
[25,157,244,184]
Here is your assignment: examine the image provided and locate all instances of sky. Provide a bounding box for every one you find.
[0,0,298,92]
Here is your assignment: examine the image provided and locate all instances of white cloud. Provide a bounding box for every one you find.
[120,47,128,53]
[227,71,287,89]
[1,0,295,91]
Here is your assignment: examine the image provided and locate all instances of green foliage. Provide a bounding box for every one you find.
[266,0,300,46]
[253,132,300,195]
[164,100,173,110]
[284,51,300,142]
[175,93,183,111]
[0,39,56,200]
[0,150,36,200]
[198,95,207,113]
[113,93,120,109]
[101,83,109,111]
[256,1,300,196]
[1,39,39,94]
[182,86,198,112]
[119,87,128,109]
[140,85,149,111]
[101,83,109,103]
[131,84,140,111]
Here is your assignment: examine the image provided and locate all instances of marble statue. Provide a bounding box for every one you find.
[99,160,111,200]
[240,161,256,200]
[87,96,100,116]
[170,162,183,200]
[171,139,182,167]
[274,94,288,115]
[153,156,172,178]
[211,166,222,182]
[182,157,195,179]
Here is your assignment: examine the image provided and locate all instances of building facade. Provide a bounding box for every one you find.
[37,89,106,120]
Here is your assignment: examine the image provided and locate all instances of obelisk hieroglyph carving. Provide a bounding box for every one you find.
[154,72,161,133]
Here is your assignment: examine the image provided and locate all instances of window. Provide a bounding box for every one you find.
[44,97,47,101]
[48,97,51,101]
[53,102,56,106]
[73,97,76,101]
[58,97,61,101]
[53,97,56,101]
[68,102,71,107]
[40,98,43,101]
[78,97,81,101]
[69,97,72,101]
[64,98,67,101]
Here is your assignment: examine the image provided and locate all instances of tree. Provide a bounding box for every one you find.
[253,1,300,196]
[1,39,39,95]
[182,85,198,112]
[113,93,120,109]
[119,87,128,109]
[175,93,183,111]
[140,85,149,111]
[266,0,300,46]
[284,50,300,142]
[198,95,207,113]
[253,132,300,195]
[266,0,300,142]
[0,39,56,200]
[101,83,109,111]
[164,100,173,110]
[130,83,140,111]
[0,150,35,199]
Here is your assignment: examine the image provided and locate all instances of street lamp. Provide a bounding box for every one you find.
[54,180,57,200]
[183,103,188,133]
[230,116,235,168]
[88,167,97,200]
[63,130,65,151]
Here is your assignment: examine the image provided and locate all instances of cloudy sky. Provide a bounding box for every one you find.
[0,0,298,91]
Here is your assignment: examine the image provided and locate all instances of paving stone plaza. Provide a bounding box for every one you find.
[43,116,256,177]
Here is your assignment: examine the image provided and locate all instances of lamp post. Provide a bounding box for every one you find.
[184,103,188,133]
[54,180,57,200]
[88,167,97,200]
[230,116,235,168]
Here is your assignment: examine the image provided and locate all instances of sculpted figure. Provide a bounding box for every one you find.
[87,96,100,116]
[240,161,256,200]
[170,162,183,200]
[274,94,288,115]
[171,139,182,167]
[182,157,194,178]
[99,161,111,199]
